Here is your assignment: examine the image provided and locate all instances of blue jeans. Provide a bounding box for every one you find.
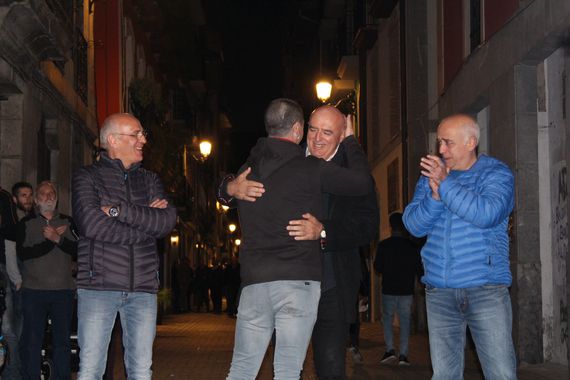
[20,288,74,380]
[226,280,321,380]
[425,285,517,380]
[382,294,413,356]
[76,289,157,380]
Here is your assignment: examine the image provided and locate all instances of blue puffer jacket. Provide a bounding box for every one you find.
[403,155,514,288]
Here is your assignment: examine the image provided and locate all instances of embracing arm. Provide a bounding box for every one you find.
[217,167,265,206]
[287,177,379,248]
[217,174,238,207]
[320,136,373,196]
[324,185,379,251]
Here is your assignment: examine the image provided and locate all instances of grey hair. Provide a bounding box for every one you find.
[36,180,57,197]
[463,119,480,144]
[264,98,304,137]
[440,114,480,145]
[99,113,137,149]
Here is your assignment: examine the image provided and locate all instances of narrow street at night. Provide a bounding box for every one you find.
[3,1,570,378]
[103,312,566,380]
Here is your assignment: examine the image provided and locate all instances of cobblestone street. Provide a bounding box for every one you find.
[103,312,568,379]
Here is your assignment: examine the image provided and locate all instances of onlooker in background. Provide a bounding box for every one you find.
[72,113,176,380]
[209,261,224,313]
[11,182,34,216]
[1,182,33,380]
[194,263,210,312]
[17,181,77,380]
[6,182,34,288]
[403,114,516,379]
[374,212,422,366]
[0,185,18,378]
[224,256,240,318]
[173,256,192,313]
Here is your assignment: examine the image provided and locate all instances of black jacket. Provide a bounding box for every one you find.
[0,188,18,266]
[321,143,379,323]
[72,151,177,293]
[236,136,372,287]
[374,234,423,295]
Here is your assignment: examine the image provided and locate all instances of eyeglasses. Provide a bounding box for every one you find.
[114,130,148,140]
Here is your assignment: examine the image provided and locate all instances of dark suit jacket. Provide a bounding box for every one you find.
[322,143,379,323]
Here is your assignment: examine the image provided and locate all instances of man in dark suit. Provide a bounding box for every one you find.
[221,105,379,379]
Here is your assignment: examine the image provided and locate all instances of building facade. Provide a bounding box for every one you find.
[0,0,97,213]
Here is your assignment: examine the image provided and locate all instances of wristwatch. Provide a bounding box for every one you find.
[109,206,120,218]
[320,228,326,250]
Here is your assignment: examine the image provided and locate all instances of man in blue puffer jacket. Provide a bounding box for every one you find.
[403,114,516,380]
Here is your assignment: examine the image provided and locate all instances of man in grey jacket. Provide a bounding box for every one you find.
[72,113,176,380]
[17,181,77,380]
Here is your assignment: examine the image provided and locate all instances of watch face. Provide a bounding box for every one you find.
[320,229,326,239]
[109,207,119,217]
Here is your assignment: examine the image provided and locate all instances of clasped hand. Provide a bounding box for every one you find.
[43,225,67,243]
[420,155,448,200]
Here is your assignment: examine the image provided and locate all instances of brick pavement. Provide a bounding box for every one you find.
[105,312,567,379]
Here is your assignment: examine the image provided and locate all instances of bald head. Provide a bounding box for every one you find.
[100,113,142,149]
[437,114,479,170]
[99,113,147,168]
[307,106,346,159]
[310,106,345,128]
[439,114,480,145]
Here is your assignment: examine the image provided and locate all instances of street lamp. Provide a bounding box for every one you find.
[235,239,241,246]
[199,140,212,159]
[315,81,332,103]
[228,223,236,233]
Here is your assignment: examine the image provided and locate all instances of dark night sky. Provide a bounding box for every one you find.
[216,1,322,172]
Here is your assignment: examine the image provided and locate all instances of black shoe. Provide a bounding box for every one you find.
[398,354,410,366]
[380,350,397,364]
[348,345,363,363]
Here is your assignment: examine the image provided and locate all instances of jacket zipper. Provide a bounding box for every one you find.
[125,171,134,292]
[89,240,94,281]
[443,212,451,288]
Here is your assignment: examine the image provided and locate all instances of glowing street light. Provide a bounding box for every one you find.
[199,140,212,159]
[235,239,241,246]
[315,81,332,103]
[228,223,237,233]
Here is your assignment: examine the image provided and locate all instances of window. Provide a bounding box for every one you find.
[469,0,482,51]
